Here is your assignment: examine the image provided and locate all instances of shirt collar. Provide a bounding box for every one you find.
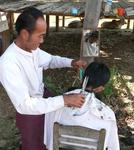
[13,42,33,57]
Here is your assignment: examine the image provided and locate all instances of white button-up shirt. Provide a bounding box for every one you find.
[0,42,73,115]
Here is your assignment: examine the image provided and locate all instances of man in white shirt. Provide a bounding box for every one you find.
[0,7,86,150]
[45,62,120,150]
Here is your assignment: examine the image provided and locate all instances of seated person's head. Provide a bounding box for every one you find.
[83,62,110,93]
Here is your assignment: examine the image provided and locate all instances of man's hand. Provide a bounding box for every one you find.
[71,59,87,70]
[63,94,85,108]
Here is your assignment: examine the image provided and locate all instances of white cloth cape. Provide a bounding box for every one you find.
[44,89,120,150]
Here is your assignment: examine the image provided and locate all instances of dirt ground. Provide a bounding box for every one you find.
[0,27,134,149]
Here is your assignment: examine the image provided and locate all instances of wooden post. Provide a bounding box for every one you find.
[7,12,14,33]
[80,0,102,65]
[53,123,60,150]
[83,0,102,29]
[56,15,59,32]
[62,16,65,27]
[127,18,130,29]
[98,129,106,150]
[7,12,14,41]
[46,14,49,35]
[133,20,134,33]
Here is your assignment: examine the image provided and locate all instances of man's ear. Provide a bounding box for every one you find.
[93,86,104,93]
[20,29,30,41]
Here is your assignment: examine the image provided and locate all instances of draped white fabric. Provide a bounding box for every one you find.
[44,89,120,150]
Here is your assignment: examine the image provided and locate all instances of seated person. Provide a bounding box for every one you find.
[44,62,120,150]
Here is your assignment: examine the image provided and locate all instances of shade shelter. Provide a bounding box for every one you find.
[0,0,134,54]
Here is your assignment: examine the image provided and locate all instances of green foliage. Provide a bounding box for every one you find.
[0,118,20,150]
[44,76,62,95]
[100,66,119,103]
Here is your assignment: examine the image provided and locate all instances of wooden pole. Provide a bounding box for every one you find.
[56,15,59,32]
[80,0,102,65]
[46,14,49,35]
[133,20,134,33]
[62,16,65,27]
[7,12,14,40]
[83,0,102,30]
[127,18,130,29]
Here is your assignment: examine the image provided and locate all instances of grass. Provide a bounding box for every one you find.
[0,118,20,150]
[101,66,119,103]
[44,76,63,95]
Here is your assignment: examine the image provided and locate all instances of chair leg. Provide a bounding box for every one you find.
[53,123,60,150]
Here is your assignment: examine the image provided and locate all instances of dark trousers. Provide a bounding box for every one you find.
[16,88,54,150]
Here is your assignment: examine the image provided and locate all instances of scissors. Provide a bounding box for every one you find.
[80,76,89,95]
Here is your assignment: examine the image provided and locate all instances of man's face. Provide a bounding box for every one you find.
[25,17,46,51]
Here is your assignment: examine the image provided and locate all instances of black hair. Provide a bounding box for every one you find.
[15,7,44,35]
[83,62,110,89]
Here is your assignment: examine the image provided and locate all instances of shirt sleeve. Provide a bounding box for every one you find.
[38,49,73,70]
[0,61,64,115]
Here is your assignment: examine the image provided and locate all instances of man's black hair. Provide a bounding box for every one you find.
[83,62,110,89]
[15,7,44,35]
